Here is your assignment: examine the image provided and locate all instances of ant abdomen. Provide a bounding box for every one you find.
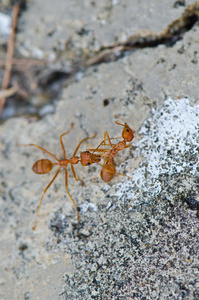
[32,159,53,174]
[100,157,116,183]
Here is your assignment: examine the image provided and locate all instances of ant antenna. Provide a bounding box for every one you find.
[115,114,126,127]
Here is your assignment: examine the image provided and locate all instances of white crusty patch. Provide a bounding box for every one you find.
[115,98,199,205]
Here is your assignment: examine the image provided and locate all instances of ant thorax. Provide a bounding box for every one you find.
[109,140,126,157]
[69,156,79,165]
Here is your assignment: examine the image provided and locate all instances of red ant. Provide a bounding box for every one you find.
[24,123,99,230]
[86,118,135,183]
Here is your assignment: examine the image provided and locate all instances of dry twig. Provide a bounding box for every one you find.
[0,87,18,99]
[0,3,20,118]
[0,58,47,69]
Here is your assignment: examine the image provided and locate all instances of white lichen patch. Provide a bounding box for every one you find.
[0,12,11,36]
[115,98,199,205]
[80,201,98,214]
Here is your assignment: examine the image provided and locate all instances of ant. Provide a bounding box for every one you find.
[24,123,99,230]
[86,118,135,183]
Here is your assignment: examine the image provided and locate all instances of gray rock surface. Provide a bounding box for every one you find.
[0,0,199,299]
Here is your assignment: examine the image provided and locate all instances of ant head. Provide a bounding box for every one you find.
[80,151,93,166]
[115,120,135,142]
[80,151,101,166]
[122,123,135,142]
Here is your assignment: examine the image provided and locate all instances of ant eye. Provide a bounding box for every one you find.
[86,151,89,153]
[126,129,129,132]
[86,162,91,165]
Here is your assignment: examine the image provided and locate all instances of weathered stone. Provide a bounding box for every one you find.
[0,1,199,299]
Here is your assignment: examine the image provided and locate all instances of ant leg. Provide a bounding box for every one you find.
[71,164,84,186]
[64,168,80,221]
[115,172,132,180]
[88,131,132,153]
[86,143,129,153]
[104,131,114,148]
[90,131,112,155]
[32,167,61,230]
[72,132,97,157]
[19,143,59,162]
[86,148,108,154]
[86,136,123,150]
[87,132,126,154]
[60,123,74,159]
